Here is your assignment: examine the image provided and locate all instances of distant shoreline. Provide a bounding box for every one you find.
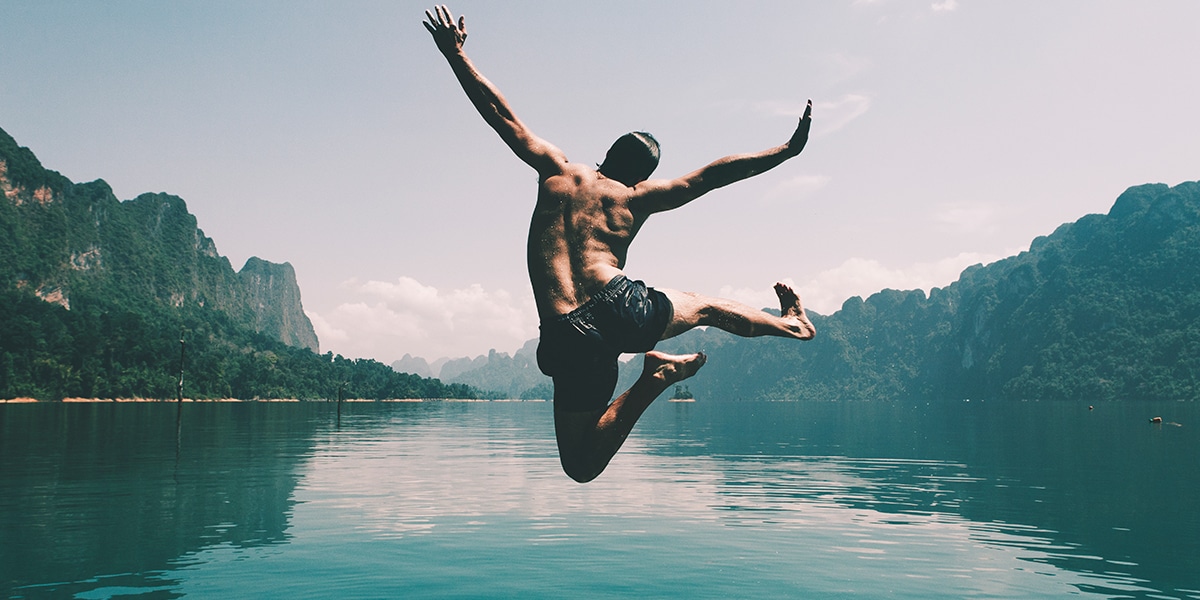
[1,397,546,404]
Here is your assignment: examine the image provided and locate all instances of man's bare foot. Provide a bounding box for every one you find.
[643,350,707,384]
[774,282,816,340]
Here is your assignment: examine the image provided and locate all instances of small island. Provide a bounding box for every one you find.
[669,385,695,403]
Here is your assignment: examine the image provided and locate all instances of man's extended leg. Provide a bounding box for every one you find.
[660,281,816,341]
[554,351,706,483]
[551,282,813,482]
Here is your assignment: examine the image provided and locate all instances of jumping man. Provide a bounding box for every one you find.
[424,6,816,483]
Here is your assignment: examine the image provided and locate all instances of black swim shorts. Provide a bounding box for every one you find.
[536,275,674,412]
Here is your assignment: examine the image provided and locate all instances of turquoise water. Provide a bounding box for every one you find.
[2,399,1197,599]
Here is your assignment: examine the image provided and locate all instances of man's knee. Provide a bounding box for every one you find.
[559,454,601,483]
[554,409,606,483]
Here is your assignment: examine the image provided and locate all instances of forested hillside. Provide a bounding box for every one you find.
[651,181,1200,401]
[0,127,475,400]
[445,181,1200,402]
[8,121,1194,403]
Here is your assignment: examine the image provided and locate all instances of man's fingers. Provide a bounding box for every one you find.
[425,6,459,32]
[803,99,812,120]
[425,8,446,30]
[424,5,466,45]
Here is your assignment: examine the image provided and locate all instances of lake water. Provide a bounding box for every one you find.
[2,399,1197,599]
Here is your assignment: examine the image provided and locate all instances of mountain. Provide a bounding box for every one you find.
[662,180,1200,401]
[396,339,553,400]
[0,129,318,352]
[238,257,320,352]
[0,126,474,401]
[392,353,434,378]
[445,340,552,399]
[437,180,1200,402]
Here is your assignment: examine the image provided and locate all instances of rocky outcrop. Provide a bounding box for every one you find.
[392,354,434,378]
[424,339,550,399]
[238,258,319,352]
[0,126,319,353]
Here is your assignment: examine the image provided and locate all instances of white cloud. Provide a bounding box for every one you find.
[306,310,348,344]
[717,279,799,315]
[358,277,447,318]
[817,95,872,136]
[933,202,996,234]
[721,251,1009,316]
[800,252,1011,314]
[932,0,959,11]
[764,174,832,204]
[306,277,539,363]
[820,52,873,87]
[310,252,1012,362]
[756,94,871,136]
[334,301,429,339]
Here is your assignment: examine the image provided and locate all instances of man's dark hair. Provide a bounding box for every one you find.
[598,131,660,186]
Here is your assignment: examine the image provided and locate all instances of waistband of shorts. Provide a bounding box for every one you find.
[542,275,632,327]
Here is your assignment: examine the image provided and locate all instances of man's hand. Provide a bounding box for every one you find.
[787,100,813,156]
[423,5,467,55]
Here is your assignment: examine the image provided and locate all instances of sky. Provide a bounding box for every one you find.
[3,1,1199,364]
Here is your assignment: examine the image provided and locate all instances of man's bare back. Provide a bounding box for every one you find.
[529,163,652,319]
[425,5,815,482]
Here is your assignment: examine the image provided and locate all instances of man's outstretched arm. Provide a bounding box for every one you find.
[633,100,813,214]
[423,5,566,178]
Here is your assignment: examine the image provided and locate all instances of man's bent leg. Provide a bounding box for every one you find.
[659,282,816,341]
[554,351,706,483]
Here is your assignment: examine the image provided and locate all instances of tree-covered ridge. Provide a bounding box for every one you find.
[0,127,317,352]
[1,287,475,400]
[441,181,1200,403]
[0,127,474,400]
[646,181,1200,402]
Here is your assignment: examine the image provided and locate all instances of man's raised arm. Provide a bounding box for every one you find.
[634,100,813,214]
[423,5,565,178]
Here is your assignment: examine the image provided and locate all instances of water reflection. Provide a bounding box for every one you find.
[0,403,329,598]
[2,400,1197,599]
[641,399,1200,598]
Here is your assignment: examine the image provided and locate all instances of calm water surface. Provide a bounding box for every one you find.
[2,399,1197,599]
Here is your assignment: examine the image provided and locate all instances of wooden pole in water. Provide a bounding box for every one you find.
[176,331,186,403]
[336,382,346,427]
[175,331,185,471]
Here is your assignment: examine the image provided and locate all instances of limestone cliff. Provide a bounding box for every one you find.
[238,257,319,352]
[0,126,319,353]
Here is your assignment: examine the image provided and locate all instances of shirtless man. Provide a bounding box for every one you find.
[424,6,816,483]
